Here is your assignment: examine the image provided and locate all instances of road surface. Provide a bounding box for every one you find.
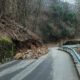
[0,47,79,80]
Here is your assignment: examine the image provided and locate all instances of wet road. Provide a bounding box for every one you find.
[0,47,79,80]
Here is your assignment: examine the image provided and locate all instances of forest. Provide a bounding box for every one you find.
[0,0,80,62]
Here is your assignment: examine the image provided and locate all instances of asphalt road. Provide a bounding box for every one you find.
[0,47,79,80]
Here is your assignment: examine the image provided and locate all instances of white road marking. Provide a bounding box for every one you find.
[0,60,34,77]
[0,60,17,68]
[11,55,48,80]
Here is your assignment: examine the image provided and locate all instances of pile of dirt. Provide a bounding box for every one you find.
[14,45,48,59]
[0,16,48,60]
[14,38,48,60]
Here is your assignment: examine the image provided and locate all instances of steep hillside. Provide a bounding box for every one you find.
[0,0,77,42]
[0,0,80,62]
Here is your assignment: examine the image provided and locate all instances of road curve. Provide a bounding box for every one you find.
[0,47,79,80]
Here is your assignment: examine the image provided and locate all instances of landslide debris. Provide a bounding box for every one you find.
[14,45,48,59]
[0,16,48,61]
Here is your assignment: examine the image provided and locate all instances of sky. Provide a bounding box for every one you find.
[60,0,76,4]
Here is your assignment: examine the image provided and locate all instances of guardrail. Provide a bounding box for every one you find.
[59,47,80,64]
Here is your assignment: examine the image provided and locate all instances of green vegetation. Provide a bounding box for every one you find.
[0,0,80,62]
[0,36,15,63]
[0,0,79,41]
[49,1,77,39]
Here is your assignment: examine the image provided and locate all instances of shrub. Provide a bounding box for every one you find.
[0,36,15,63]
